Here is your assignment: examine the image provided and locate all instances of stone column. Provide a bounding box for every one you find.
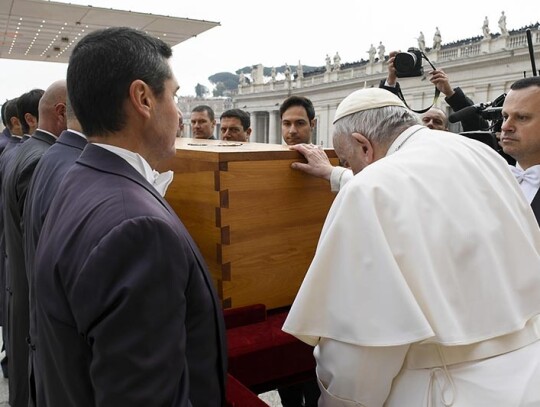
[268,110,280,144]
[250,111,259,142]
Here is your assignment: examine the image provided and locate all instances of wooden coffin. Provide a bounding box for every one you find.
[159,138,338,310]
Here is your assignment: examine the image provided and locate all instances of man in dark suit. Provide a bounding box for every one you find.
[23,100,86,406]
[191,104,217,139]
[500,76,540,223]
[16,89,45,138]
[0,97,25,379]
[0,98,24,148]
[3,81,66,407]
[1,100,13,154]
[33,27,226,406]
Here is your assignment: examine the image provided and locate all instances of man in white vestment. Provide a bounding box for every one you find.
[283,88,540,407]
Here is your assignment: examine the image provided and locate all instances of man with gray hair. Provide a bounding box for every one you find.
[283,88,540,406]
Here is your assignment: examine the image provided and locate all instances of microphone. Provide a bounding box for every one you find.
[448,105,482,123]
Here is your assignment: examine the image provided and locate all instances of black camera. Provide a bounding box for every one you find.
[455,94,514,165]
[448,93,506,129]
[394,48,424,78]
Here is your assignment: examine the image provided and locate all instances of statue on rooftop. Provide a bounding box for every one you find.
[417,32,425,52]
[482,16,490,39]
[378,42,385,61]
[368,44,376,64]
[499,11,509,36]
[433,27,442,50]
[325,54,332,73]
[333,52,341,71]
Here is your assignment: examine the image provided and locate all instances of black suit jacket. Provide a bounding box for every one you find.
[34,144,226,406]
[24,130,87,280]
[2,129,56,407]
[0,136,25,326]
[445,87,489,131]
[23,130,87,406]
[0,128,11,155]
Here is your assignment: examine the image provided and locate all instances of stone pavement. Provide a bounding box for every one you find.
[259,390,282,406]
[0,337,7,406]
[0,377,7,406]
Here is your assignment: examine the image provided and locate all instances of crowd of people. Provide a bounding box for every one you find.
[1,25,540,407]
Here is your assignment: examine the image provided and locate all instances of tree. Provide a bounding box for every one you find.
[195,83,209,98]
[209,72,242,92]
[212,82,227,97]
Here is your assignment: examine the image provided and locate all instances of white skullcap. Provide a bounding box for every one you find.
[333,88,406,123]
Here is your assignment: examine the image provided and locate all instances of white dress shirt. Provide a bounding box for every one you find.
[93,143,173,197]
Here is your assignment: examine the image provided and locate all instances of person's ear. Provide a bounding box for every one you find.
[24,113,38,132]
[129,79,153,119]
[351,132,375,164]
[55,102,66,126]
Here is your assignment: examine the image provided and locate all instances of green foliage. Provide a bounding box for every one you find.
[208,72,244,96]
[212,82,227,97]
[195,83,209,98]
[202,64,322,95]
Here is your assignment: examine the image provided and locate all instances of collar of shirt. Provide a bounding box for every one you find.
[386,125,425,156]
[92,143,174,197]
[34,128,58,139]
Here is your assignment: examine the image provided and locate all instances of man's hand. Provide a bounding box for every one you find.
[429,69,454,97]
[386,51,399,86]
[289,144,334,181]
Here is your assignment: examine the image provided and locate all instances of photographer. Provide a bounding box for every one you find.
[379,51,489,132]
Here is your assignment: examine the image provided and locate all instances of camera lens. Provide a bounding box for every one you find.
[394,52,417,72]
[394,49,424,78]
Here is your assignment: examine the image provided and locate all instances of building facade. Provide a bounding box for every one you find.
[230,25,540,147]
[177,97,234,139]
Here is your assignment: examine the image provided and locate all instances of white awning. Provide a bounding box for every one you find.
[0,0,219,63]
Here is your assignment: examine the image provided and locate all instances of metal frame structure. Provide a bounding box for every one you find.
[0,0,219,63]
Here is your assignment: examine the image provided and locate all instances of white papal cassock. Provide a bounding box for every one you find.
[283,125,540,407]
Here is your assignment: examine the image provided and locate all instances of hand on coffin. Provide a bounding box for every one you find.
[289,143,334,181]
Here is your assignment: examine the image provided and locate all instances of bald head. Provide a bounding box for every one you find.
[421,107,448,130]
[38,79,67,136]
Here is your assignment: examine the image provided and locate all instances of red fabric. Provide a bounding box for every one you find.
[226,308,316,393]
[225,373,267,407]
[223,304,267,329]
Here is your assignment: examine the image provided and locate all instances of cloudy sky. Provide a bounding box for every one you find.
[1,0,538,100]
